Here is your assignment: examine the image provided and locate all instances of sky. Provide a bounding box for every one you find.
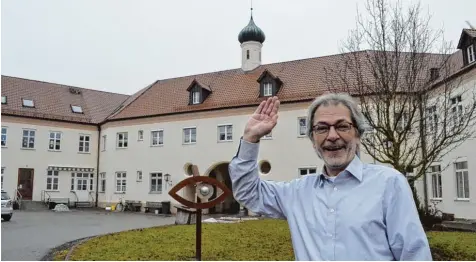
[2,0,475,95]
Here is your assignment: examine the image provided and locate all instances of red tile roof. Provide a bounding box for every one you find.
[1,76,129,124]
[107,50,461,121]
[2,49,472,125]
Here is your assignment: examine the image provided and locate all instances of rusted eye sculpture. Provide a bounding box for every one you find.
[168,164,232,261]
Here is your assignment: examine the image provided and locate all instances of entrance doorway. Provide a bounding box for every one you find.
[17,168,34,200]
[207,162,240,215]
[71,172,94,201]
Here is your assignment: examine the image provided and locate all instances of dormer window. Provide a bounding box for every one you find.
[257,70,283,97]
[1,96,6,104]
[468,45,475,64]
[263,82,272,96]
[22,99,34,108]
[71,105,83,113]
[456,29,476,66]
[192,91,200,104]
[187,79,212,105]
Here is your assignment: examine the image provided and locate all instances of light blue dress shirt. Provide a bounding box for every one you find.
[228,138,432,261]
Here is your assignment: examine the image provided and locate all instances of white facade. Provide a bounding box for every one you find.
[1,116,98,204]
[420,68,476,219]
[2,82,475,218]
[97,102,331,211]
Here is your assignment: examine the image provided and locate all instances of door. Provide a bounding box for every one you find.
[17,168,34,200]
[71,172,94,201]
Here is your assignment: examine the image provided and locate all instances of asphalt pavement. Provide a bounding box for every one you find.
[1,209,176,261]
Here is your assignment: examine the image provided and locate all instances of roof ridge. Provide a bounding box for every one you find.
[146,49,451,84]
[1,75,130,97]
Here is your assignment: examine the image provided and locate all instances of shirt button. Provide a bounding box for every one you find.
[334,187,337,191]
[330,208,335,213]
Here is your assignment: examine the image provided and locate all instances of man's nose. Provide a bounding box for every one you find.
[326,126,340,141]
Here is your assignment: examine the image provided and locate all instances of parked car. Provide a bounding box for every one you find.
[1,190,13,221]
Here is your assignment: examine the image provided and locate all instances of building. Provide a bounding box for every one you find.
[1,13,475,218]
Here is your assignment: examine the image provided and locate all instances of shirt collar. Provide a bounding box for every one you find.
[317,155,363,186]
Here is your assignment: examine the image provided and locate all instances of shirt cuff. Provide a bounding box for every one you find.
[236,137,260,160]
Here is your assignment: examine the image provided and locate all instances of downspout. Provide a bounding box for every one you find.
[95,125,101,207]
[418,93,429,212]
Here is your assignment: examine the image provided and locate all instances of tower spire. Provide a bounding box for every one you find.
[251,0,253,17]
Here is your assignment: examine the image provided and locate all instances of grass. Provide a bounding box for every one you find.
[54,219,476,261]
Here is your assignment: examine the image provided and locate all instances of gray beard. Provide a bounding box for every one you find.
[315,143,356,170]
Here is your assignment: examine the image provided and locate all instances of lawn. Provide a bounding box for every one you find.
[54,219,476,261]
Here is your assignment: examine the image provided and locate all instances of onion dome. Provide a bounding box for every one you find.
[238,15,266,44]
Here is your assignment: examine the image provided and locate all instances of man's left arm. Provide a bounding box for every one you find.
[384,173,433,261]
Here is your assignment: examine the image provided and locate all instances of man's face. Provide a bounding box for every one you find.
[311,103,359,171]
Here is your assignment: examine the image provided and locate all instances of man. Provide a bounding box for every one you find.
[228,93,432,261]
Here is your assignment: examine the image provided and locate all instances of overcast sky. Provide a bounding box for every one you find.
[2,0,475,95]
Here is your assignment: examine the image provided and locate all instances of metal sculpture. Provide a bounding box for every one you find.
[168,164,232,261]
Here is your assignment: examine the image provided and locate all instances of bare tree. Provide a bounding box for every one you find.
[324,0,476,211]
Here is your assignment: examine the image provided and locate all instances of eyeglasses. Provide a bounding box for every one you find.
[312,122,354,135]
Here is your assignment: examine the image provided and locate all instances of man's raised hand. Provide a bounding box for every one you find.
[243,96,280,143]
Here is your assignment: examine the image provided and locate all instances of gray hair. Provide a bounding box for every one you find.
[306,92,368,142]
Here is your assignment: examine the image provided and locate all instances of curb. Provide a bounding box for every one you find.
[64,237,94,261]
[40,236,92,261]
[39,225,176,261]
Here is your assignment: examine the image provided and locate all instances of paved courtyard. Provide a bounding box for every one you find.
[1,209,176,261]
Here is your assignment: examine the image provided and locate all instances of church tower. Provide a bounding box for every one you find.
[238,8,266,71]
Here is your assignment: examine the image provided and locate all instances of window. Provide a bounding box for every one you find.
[455,161,469,199]
[183,127,196,144]
[22,98,34,107]
[150,173,163,193]
[49,131,61,151]
[395,111,409,132]
[46,170,59,190]
[218,125,233,141]
[246,50,250,59]
[79,134,90,153]
[299,167,317,176]
[137,171,142,182]
[117,132,128,148]
[192,91,200,104]
[1,127,7,147]
[426,106,438,135]
[151,130,164,146]
[101,135,107,151]
[22,129,35,149]
[71,105,83,113]
[71,173,91,191]
[451,95,463,127]
[1,96,6,104]
[263,82,272,96]
[89,173,94,191]
[298,117,307,136]
[138,130,143,141]
[468,45,475,63]
[115,172,126,192]
[99,172,106,192]
[428,165,442,199]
